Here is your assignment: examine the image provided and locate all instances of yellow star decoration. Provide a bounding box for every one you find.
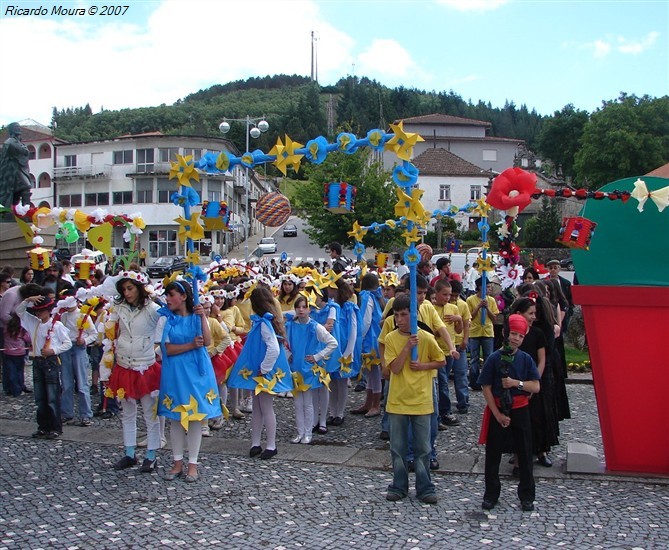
[116,388,126,400]
[174,213,205,244]
[384,121,425,162]
[173,395,207,431]
[362,351,381,371]
[299,290,319,309]
[205,389,218,404]
[269,135,305,176]
[347,220,368,242]
[186,250,201,266]
[222,404,230,420]
[394,187,413,218]
[292,371,312,394]
[274,368,287,384]
[239,367,254,380]
[162,270,183,290]
[312,364,331,390]
[162,394,174,410]
[104,387,114,398]
[169,154,200,187]
[253,375,277,395]
[317,269,343,291]
[401,226,421,246]
[476,255,495,272]
[339,354,353,374]
[474,197,492,217]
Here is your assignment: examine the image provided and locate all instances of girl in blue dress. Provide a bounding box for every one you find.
[286,295,338,444]
[327,279,362,426]
[158,281,222,482]
[310,288,342,434]
[227,286,293,459]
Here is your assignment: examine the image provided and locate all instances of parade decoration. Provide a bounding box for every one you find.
[28,246,50,270]
[255,192,292,227]
[416,243,433,262]
[323,182,356,213]
[557,216,597,250]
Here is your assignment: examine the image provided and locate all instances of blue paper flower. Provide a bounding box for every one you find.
[305,136,330,164]
[353,242,366,260]
[365,129,387,151]
[337,132,359,154]
[404,244,420,267]
[392,161,419,187]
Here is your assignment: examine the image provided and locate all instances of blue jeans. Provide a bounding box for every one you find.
[33,356,62,433]
[468,337,494,389]
[388,413,435,499]
[437,358,453,415]
[381,381,389,433]
[3,354,24,396]
[451,347,470,411]
[60,345,92,420]
[407,382,439,460]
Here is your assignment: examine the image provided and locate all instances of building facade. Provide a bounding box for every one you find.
[52,132,274,261]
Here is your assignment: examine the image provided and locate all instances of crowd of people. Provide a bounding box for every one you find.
[0,243,574,510]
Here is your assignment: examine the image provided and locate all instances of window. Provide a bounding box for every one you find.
[59,194,82,207]
[113,150,133,164]
[159,148,179,163]
[182,148,202,161]
[65,155,77,167]
[439,184,451,201]
[149,230,178,258]
[157,177,173,203]
[208,190,221,202]
[136,148,154,172]
[482,149,497,162]
[85,192,109,206]
[113,191,133,205]
[38,172,51,188]
[470,185,482,201]
[136,178,154,203]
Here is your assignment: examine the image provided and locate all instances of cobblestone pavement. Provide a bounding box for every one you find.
[1,376,668,549]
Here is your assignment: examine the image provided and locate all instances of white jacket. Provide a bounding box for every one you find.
[110,301,162,370]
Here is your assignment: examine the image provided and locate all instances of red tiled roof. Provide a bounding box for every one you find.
[413,148,486,177]
[0,126,64,143]
[117,131,164,139]
[646,163,669,178]
[401,113,490,127]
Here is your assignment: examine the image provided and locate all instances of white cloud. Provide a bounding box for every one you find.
[435,0,509,12]
[616,31,659,54]
[0,0,357,126]
[357,39,418,77]
[592,39,612,58]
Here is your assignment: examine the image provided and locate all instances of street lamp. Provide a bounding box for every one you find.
[219,115,269,262]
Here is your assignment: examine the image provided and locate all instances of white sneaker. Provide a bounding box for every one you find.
[301,434,312,445]
[160,437,167,449]
[201,425,211,437]
[240,397,253,413]
[210,417,225,430]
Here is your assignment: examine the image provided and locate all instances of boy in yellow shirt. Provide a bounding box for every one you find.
[466,277,499,390]
[384,295,445,504]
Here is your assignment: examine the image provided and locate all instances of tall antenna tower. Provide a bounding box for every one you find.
[311,31,318,83]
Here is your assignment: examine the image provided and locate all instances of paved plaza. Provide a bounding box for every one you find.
[1,378,668,549]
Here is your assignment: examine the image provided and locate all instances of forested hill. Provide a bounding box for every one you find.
[51,74,545,152]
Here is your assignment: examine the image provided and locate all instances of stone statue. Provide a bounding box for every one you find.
[0,122,33,208]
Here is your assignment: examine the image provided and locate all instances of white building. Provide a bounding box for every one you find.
[53,132,274,261]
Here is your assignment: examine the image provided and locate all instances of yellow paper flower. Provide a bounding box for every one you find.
[474,197,492,217]
[347,220,368,242]
[73,210,92,233]
[104,387,114,398]
[173,395,207,431]
[205,389,217,404]
[476,255,494,272]
[116,387,126,400]
[186,250,201,266]
[239,367,253,380]
[384,121,425,162]
[162,394,174,410]
[169,154,200,187]
[270,135,305,176]
[132,216,147,231]
[318,269,343,290]
[292,371,312,394]
[253,375,277,395]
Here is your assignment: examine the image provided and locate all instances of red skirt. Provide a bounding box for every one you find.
[212,352,234,385]
[108,361,161,400]
[227,341,243,364]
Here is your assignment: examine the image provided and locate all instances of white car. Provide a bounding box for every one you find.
[258,237,277,254]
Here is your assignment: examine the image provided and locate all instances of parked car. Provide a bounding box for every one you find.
[283,224,298,237]
[258,237,277,254]
[147,256,187,278]
[560,257,574,271]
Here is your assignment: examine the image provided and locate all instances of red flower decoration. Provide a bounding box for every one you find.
[486,167,537,214]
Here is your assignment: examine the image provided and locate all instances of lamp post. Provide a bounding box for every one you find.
[219,115,269,262]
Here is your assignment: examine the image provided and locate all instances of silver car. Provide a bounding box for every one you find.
[258,237,277,254]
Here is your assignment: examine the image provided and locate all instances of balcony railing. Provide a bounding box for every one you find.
[53,165,111,180]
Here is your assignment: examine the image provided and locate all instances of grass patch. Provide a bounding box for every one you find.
[565,345,590,364]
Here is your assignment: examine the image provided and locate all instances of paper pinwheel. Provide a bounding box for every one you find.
[169,154,200,187]
[384,121,425,162]
[270,135,305,176]
[173,395,207,431]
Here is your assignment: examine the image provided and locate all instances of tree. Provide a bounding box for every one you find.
[521,197,561,248]
[537,104,589,181]
[294,151,399,250]
[574,94,669,187]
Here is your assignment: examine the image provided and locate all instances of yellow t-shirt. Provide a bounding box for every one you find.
[453,298,471,346]
[384,329,445,415]
[378,300,446,344]
[220,306,245,342]
[466,295,499,338]
[432,302,460,353]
